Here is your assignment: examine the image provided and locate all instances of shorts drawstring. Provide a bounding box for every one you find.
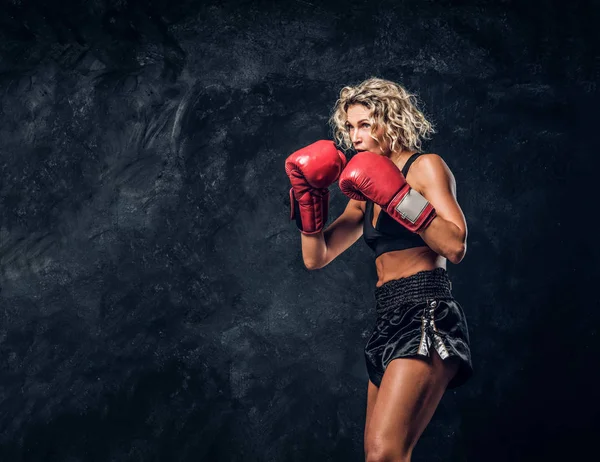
[417,299,450,359]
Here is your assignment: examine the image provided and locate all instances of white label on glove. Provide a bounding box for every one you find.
[394,189,429,224]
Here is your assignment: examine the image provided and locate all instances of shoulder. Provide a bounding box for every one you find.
[410,153,449,173]
[408,153,455,191]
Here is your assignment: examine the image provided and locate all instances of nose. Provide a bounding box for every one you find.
[351,130,360,144]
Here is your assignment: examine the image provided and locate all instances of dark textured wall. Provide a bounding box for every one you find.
[0,0,597,461]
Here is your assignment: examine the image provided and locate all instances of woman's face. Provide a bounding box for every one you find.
[345,104,389,155]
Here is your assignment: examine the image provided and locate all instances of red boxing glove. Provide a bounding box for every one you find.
[338,151,436,233]
[285,140,347,234]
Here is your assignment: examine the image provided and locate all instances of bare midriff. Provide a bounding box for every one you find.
[363,201,446,288]
[374,247,446,287]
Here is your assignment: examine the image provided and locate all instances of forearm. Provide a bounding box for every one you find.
[300,232,328,269]
[417,216,466,264]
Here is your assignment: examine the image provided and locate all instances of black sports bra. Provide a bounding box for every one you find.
[362,153,429,258]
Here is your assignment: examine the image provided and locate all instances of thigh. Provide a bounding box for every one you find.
[364,379,379,443]
[365,350,460,456]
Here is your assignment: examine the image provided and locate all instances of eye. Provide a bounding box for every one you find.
[361,123,371,128]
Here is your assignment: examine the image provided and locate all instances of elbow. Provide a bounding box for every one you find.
[448,242,466,265]
[303,259,323,270]
[303,251,328,270]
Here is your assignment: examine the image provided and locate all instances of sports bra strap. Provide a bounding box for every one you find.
[401,152,425,177]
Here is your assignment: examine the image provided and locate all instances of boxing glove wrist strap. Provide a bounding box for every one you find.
[289,188,328,235]
[386,185,437,233]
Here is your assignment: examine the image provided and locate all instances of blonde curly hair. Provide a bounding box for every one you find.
[329,77,435,153]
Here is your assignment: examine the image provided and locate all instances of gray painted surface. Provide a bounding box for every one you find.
[0,1,597,460]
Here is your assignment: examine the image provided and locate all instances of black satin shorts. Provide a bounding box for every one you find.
[364,268,473,389]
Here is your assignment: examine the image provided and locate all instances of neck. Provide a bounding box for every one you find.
[389,149,414,165]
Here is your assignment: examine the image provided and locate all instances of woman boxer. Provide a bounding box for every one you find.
[285,77,472,462]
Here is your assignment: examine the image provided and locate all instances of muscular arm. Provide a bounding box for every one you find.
[301,199,364,270]
[413,155,468,264]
